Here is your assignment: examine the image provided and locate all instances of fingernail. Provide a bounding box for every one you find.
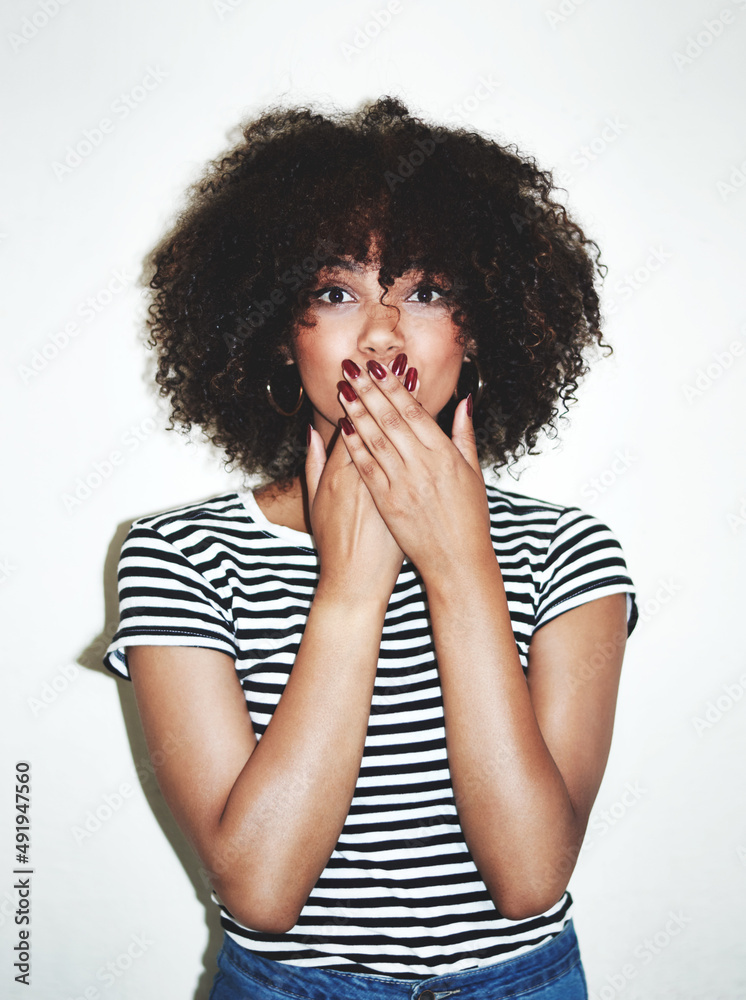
[466,392,473,418]
[367,359,387,380]
[337,380,357,402]
[342,359,361,379]
[391,353,407,376]
[307,424,312,447]
[404,367,417,392]
[340,417,355,435]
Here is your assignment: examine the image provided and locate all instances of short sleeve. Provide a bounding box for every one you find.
[103,523,237,681]
[534,507,638,637]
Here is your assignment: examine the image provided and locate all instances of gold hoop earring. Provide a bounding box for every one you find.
[266,364,305,417]
[452,354,484,410]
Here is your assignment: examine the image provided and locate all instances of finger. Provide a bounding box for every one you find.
[450,395,482,477]
[337,411,392,496]
[339,359,431,468]
[337,373,409,481]
[306,420,358,505]
[304,425,326,510]
[394,355,421,398]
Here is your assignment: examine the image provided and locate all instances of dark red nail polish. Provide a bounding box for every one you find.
[367,359,387,380]
[307,424,312,447]
[466,393,473,418]
[391,353,407,376]
[337,380,357,402]
[404,367,417,392]
[342,359,361,379]
[340,417,355,435]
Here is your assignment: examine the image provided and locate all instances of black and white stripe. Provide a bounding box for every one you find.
[104,483,637,977]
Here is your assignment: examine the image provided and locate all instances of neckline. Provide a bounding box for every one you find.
[238,489,317,549]
[237,482,505,556]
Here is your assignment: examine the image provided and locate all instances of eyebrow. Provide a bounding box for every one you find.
[318,258,367,273]
[317,258,431,276]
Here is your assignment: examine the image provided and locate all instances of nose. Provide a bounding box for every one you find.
[357,299,404,360]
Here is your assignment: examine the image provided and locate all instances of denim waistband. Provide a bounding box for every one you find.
[217,919,583,1000]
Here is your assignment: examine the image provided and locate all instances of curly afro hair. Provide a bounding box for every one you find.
[144,94,610,489]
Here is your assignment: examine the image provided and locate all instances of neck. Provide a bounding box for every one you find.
[254,475,312,534]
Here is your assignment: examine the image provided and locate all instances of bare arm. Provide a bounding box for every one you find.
[128,368,415,933]
[129,583,389,934]
[424,553,628,920]
[332,358,630,921]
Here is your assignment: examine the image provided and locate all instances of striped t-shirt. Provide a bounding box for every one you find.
[103,482,638,978]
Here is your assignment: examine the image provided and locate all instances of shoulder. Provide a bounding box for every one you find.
[483,482,637,633]
[484,481,567,516]
[126,492,247,543]
[483,482,621,544]
[484,482,567,540]
[118,492,255,573]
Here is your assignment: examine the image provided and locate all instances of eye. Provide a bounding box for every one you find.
[405,285,443,304]
[311,285,354,305]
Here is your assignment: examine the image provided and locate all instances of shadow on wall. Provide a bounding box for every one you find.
[78,518,224,1000]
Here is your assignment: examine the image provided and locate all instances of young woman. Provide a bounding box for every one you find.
[104,96,638,999]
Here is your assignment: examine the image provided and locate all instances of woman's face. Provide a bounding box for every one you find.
[289,259,473,446]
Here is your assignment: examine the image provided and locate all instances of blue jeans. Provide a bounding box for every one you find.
[209,919,588,999]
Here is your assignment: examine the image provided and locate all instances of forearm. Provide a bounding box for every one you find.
[210,581,388,931]
[424,550,581,920]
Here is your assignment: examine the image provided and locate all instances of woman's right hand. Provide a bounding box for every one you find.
[305,371,408,603]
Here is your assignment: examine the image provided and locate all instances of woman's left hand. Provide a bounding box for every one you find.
[337,356,494,583]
